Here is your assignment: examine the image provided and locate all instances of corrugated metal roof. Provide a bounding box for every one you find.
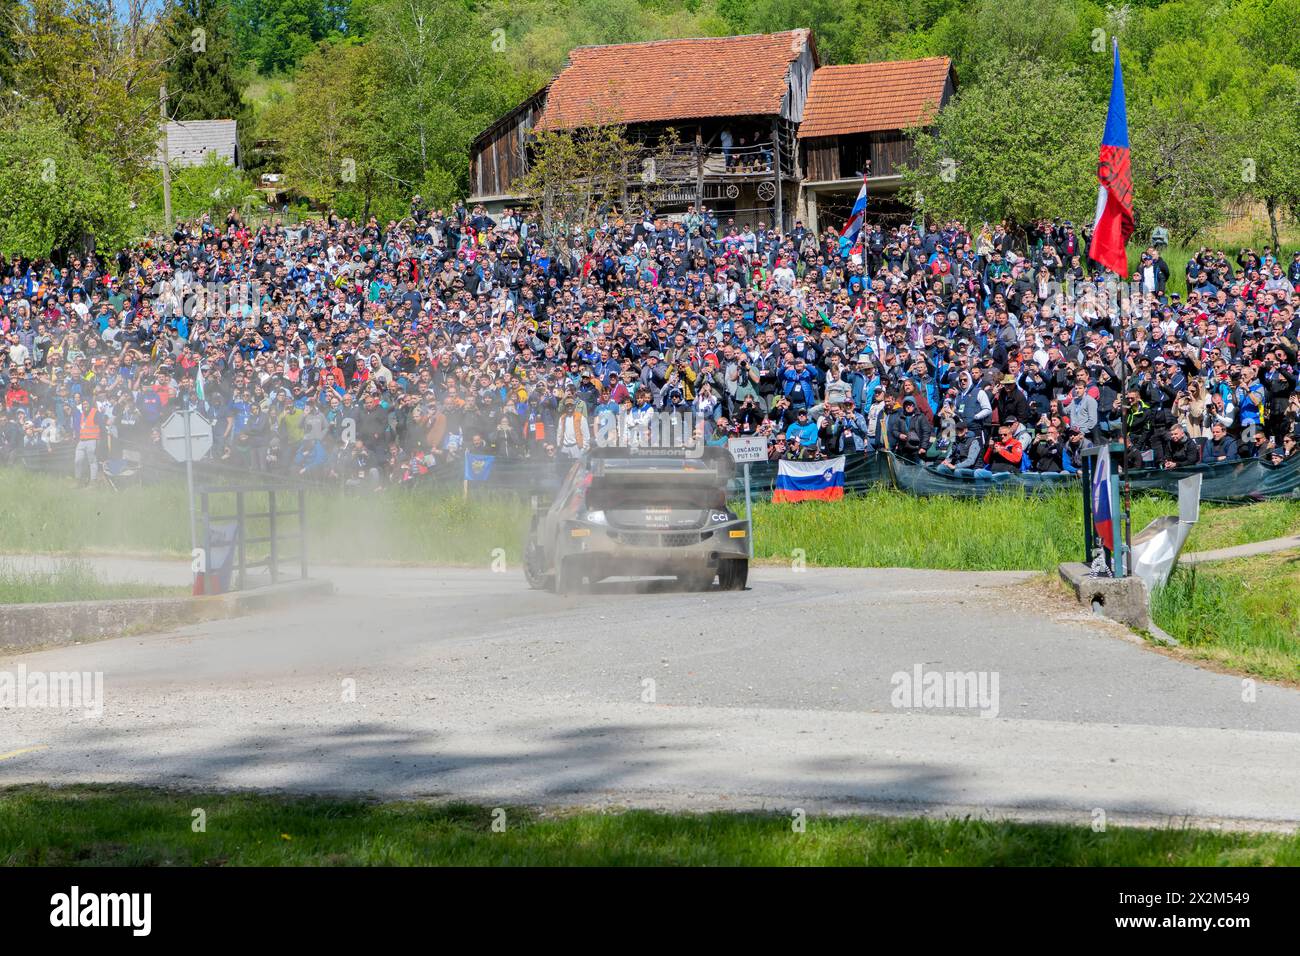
[157,119,238,168]
[798,58,951,139]
[534,30,811,131]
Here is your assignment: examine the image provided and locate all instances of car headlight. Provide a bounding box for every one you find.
[584,510,607,525]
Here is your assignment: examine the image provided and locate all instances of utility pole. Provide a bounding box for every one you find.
[160,83,173,232]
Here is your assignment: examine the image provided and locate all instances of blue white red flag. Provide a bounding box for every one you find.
[838,175,869,254]
[1091,444,1114,551]
[1088,40,1135,278]
[774,456,846,503]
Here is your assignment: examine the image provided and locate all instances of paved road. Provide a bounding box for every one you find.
[3,562,1300,828]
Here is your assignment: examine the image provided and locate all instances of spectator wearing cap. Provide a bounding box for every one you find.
[984,422,1024,474]
[784,406,820,459]
[888,394,932,461]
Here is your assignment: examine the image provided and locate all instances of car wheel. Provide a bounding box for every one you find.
[523,544,551,590]
[719,559,748,591]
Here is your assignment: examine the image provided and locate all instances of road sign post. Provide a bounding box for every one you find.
[162,409,213,580]
[728,436,769,560]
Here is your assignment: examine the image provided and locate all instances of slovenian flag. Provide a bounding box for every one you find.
[774,456,846,503]
[1091,444,1114,551]
[1088,39,1135,278]
[838,174,869,255]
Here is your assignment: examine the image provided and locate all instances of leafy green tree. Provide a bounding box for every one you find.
[10,0,166,177]
[901,62,1101,232]
[228,0,349,74]
[265,40,401,220]
[164,0,247,123]
[0,0,21,90]
[139,152,262,227]
[0,102,135,257]
[1239,67,1300,249]
[1128,102,1242,243]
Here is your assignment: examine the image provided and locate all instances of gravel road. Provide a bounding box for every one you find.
[3,562,1298,828]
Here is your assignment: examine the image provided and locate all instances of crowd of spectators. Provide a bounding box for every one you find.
[1,198,1298,490]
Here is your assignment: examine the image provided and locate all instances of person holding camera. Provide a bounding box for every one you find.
[887,395,932,461]
[983,422,1023,474]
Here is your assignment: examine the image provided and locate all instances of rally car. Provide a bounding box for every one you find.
[523,446,750,593]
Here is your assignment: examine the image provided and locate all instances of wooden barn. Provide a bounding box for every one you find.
[796,57,955,232]
[467,30,954,232]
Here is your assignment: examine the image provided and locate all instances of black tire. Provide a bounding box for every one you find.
[523,541,552,591]
[719,559,748,591]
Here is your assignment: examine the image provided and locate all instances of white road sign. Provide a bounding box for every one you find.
[728,436,769,464]
[161,410,213,463]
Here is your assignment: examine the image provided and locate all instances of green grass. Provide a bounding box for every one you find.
[1151,551,1300,684]
[1161,240,1299,298]
[3,467,1296,572]
[751,489,1299,572]
[1,785,1296,866]
[0,559,184,605]
[0,468,529,566]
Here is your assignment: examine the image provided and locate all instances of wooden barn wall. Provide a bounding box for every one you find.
[781,44,818,123]
[470,101,538,198]
[803,138,839,181]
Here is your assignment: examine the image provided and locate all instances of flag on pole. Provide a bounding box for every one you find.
[838,174,869,255]
[1091,445,1114,552]
[464,453,495,482]
[773,456,846,503]
[194,362,206,404]
[1088,39,1135,278]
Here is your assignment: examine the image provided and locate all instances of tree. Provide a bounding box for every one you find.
[1128,102,1242,244]
[364,0,500,191]
[265,41,401,221]
[0,102,135,257]
[0,0,21,90]
[1241,68,1300,250]
[228,0,349,74]
[164,0,247,123]
[516,124,643,251]
[901,62,1102,232]
[138,152,261,227]
[10,0,168,179]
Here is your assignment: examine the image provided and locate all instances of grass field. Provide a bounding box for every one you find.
[0,559,185,605]
[1151,550,1300,684]
[3,468,1296,573]
[1,785,1296,866]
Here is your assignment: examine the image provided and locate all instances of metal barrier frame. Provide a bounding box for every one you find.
[198,484,308,591]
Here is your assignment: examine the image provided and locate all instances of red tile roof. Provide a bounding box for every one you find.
[535,30,813,131]
[797,57,952,139]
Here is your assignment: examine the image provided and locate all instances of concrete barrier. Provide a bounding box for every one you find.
[1057,562,1151,630]
[0,578,335,654]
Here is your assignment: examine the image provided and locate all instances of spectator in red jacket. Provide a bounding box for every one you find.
[985,422,1023,473]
